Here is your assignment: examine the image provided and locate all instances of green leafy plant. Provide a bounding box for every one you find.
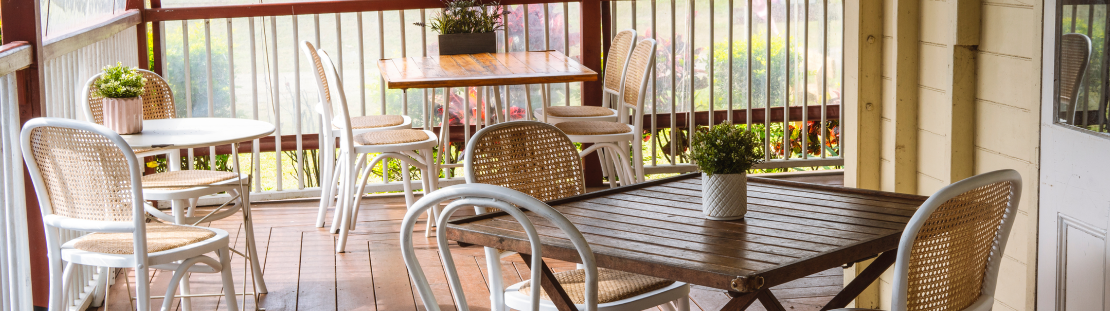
[93,62,146,98]
[415,0,506,34]
[690,122,764,175]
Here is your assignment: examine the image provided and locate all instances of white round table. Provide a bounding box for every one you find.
[122,118,275,153]
[120,117,274,299]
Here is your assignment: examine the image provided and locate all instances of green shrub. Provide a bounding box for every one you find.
[416,0,506,34]
[690,122,764,175]
[94,63,146,98]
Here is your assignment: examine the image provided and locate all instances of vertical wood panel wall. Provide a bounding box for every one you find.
[842,0,1042,308]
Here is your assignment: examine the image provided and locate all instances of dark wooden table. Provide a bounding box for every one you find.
[444,173,928,311]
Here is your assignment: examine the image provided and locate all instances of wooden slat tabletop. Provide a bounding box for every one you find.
[444,173,928,293]
[377,50,598,89]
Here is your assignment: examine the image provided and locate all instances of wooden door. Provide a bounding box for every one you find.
[1039,2,1110,309]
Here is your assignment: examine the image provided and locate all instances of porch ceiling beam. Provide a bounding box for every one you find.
[143,0,582,22]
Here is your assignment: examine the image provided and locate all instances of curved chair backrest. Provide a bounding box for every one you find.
[618,39,657,130]
[464,121,585,202]
[82,69,176,124]
[1060,33,1091,124]
[315,49,357,149]
[603,29,637,96]
[300,41,334,124]
[20,117,150,309]
[400,183,599,311]
[890,169,1022,311]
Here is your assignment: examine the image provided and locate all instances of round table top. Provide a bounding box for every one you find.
[121,118,275,150]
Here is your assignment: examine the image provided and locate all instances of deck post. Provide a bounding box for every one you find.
[1,0,47,307]
[582,0,605,187]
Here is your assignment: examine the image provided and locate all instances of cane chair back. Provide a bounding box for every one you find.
[891,170,1022,311]
[619,39,657,129]
[83,69,176,124]
[1060,33,1092,124]
[400,183,599,311]
[301,41,333,110]
[604,30,637,94]
[24,122,141,223]
[464,121,585,202]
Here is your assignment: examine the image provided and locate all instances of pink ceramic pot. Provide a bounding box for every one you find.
[103,96,143,134]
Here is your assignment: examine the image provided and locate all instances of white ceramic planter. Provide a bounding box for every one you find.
[103,96,143,134]
[702,173,747,220]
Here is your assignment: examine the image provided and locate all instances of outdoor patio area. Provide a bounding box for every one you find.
[92,173,844,311]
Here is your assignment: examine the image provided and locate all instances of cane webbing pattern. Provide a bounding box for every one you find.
[555,121,631,135]
[622,40,655,107]
[88,71,176,124]
[74,221,216,254]
[337,115,406,130]
[354,129,429,145]
[303,41,332,103]
[469,122,584,202]
[141,170,239,190]
[28,126,135,222]
[1060,34,1090,114]
[545,106,615,118]
[603,30,637,92]
[904,181,1014,311]
[518,268,675,304]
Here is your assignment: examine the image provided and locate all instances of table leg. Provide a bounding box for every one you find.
[518,253,576,311]
[720,289,786,311]
[820,250,897,310]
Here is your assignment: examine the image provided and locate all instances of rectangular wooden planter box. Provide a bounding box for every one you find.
[438,32,497,55]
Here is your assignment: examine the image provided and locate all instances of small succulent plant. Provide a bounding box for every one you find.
[690,122,765,175]
[93,62,146,98]
[415,0,506,35]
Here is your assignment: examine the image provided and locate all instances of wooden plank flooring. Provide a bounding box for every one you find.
[95,173,846,311]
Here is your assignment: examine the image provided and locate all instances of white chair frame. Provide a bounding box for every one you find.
[533,29,636,125]
[80,70,268,305]
[311,48,440,253]
[21,118,239,311]
[462,121,689,311]
[564,39,657,187]
[400,183,600,311]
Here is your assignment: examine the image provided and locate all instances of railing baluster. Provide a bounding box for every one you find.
[821,0,828,158]
[764,0,772,163]
[784,0,791,162]
[564,1,570,107]
[183,21,195,169]
[270,16,282,191]
[250,17,262,192]
[228,19,236,120]
[747,0,753,132]
[359,12,367,118]
[294,15,305,190]
[651,0,658,167]
[802,0,808,160]
[206,19,216,168]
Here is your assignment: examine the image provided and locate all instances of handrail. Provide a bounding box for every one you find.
[41,9,142,61]
[0,42,32,77]
[144,0,582,22]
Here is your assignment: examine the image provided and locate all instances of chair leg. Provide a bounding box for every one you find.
[335,168,355,253]
[349,156,379,231]
[91,266,109,307]
[328,155,348,233]
[135,263,151,311]
[218,248,240,311]
[239,189,268,293]
[674,296,690,311]
[179,277,192,311]
[316,145,337,228]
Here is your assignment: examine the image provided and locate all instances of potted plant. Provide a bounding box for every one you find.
[690,122,764,220]
[416,0,505,55]
[94,63,146,134]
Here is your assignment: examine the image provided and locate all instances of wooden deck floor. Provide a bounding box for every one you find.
[95,173,845,311]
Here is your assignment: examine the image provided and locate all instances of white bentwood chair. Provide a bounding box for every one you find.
[401,183,600,311]
[554,39,656,187]
[533,29,635,124]
[830,169,1022,311]
[299,41,414,229]
[306,46,440,252]
[21,117,239,311]
[464,121,690,311]
[81,69,268,301]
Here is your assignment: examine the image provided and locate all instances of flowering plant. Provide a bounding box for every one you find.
[690,122,764,175]
[415,0,506,34]
[93,62,146,98]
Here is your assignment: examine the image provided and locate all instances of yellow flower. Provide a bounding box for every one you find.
[146,161,158,168]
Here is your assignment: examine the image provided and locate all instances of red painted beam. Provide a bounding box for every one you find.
[144,0,582,22]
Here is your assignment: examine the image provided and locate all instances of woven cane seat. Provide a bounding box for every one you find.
[73,222,217,254]
[555,121,632,135]
[354,129,429,145]
[545,106,615,118]
[335,115,405,130]
[141,170,240,189]
[518,268,675,304]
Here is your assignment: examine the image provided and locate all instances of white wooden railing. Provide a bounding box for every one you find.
[0,42,35,311]
[151,0,845,201]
